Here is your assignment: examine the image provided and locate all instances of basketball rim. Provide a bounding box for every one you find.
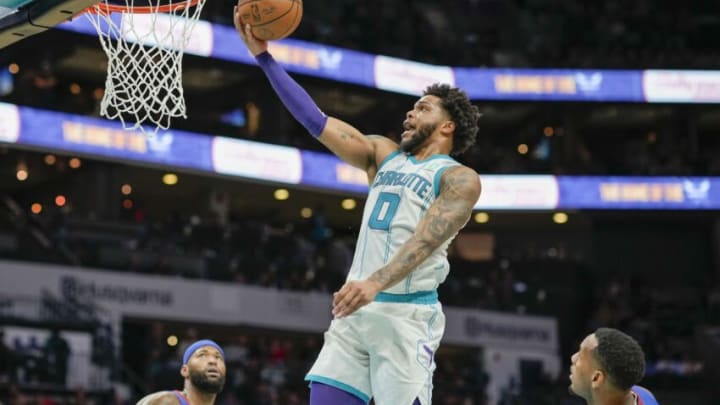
[85,0,203,15]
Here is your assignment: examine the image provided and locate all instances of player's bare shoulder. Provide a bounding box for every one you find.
[367,134,399,159]
[136,391,179,405]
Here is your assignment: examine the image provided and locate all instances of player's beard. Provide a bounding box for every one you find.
[189,368,225,394]
[399,122,436,154]
[567,378,586,400]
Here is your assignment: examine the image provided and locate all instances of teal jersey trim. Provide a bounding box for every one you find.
[306,375,371,404]
[407,154,457,165]
[374,290,439,304]
[433,165,454,197]
[377,151,400,171]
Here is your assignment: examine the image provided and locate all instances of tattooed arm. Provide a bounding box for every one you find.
[332,165,481,317]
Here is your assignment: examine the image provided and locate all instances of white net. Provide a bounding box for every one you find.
[85,0,207,134]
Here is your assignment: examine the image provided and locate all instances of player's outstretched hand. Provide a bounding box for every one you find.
[332,280,383,318]
[234,1,267,56]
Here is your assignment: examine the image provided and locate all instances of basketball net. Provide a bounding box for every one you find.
[85,0,207,134]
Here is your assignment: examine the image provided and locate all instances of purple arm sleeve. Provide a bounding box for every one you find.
[255,51,328,137]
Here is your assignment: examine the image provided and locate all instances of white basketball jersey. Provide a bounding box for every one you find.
[347,151,461,294]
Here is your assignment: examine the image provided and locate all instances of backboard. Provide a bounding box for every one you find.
[0,0,98,50]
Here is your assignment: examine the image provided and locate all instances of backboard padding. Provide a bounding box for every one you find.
[0,0,98,49]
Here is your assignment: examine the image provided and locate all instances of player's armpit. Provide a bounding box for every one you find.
[136,392,178,405]
[318,117,398,173]
[368,166,481,290]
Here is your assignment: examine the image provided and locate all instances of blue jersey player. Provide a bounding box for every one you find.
[235,5,482,404]
[137,340,226,405]
[570,328,660,405]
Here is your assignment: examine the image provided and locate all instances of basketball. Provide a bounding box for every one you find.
[237,0,303,41]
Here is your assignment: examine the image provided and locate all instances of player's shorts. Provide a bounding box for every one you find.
[306,290,445,405]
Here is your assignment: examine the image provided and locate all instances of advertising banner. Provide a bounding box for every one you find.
[557,176,720,209]
[643,70,720,103]
[0,260,557,351]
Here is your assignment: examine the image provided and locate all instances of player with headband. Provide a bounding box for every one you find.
[137,339,226,405]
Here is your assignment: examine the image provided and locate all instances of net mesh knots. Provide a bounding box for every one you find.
[85,0,207,134]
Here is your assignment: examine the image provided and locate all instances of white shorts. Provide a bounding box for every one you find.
[306,292,445,405]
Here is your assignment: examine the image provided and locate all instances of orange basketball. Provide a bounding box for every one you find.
[237,0,303,41]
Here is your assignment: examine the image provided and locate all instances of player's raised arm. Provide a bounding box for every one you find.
[234,4,393,172]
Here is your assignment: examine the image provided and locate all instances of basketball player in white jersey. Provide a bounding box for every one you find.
[236,7,482,404]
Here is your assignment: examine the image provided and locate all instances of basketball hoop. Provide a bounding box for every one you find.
[88,0,203,15]
[84,0,207,134]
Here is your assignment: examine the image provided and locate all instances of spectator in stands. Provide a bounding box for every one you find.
[14,336,44,384]
[0,330,12,383]
[707,283,720,322]
[70,386,92,405]
[44,328,71,386]
[7,383,28,405]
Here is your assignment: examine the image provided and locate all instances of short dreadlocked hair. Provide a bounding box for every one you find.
[423,83,480,156]
[593,328,646,390]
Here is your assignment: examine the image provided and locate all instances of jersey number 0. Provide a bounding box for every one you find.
[368,192,401,231]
